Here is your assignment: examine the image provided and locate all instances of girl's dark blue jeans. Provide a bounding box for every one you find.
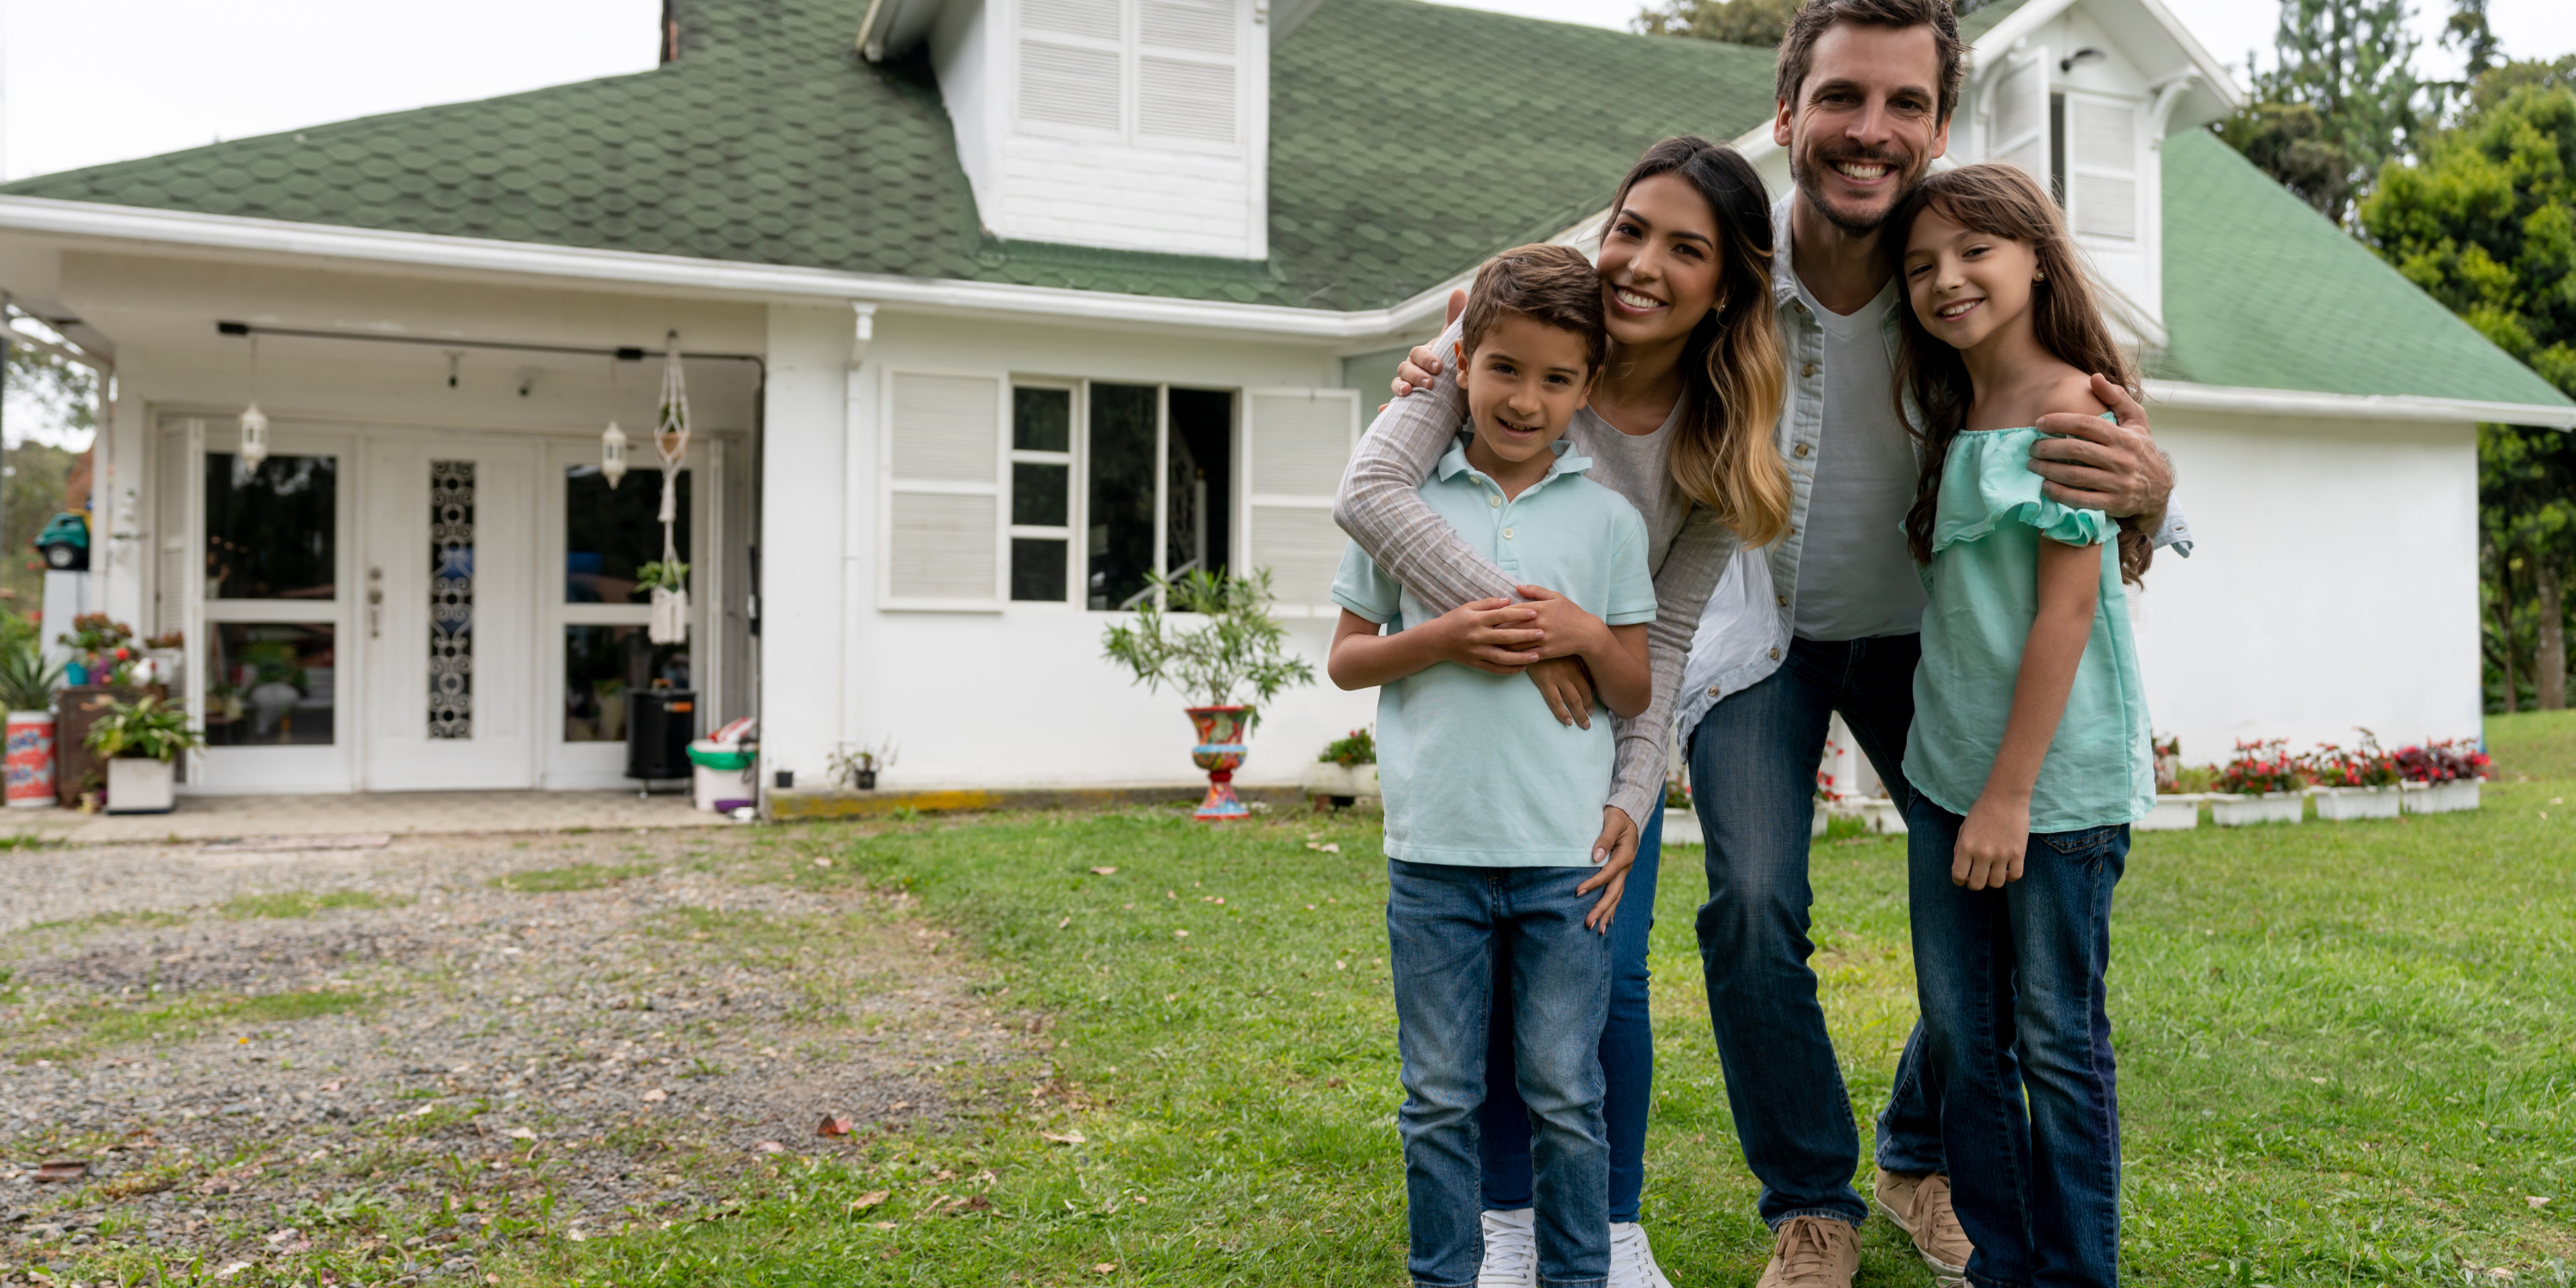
[1907,797,2127,1288]
[1478,799,1662,1224]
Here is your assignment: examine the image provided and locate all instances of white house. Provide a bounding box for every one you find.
[0,0,2564,804]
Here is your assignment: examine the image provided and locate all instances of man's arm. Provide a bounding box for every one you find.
[2029,374,2172,526]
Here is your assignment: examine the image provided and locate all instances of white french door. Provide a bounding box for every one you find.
[359,435,538,791]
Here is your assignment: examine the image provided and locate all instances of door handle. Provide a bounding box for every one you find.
[368,567,383,639]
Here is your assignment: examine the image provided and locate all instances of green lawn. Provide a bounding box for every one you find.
[507,719,2576,1287]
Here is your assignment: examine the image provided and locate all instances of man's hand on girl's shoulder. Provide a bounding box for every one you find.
[2027,374,2172,520]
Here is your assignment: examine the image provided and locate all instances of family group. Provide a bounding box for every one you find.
[1321,2,2184,1286]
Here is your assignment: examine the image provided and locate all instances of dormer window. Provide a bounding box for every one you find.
[1017,0,1242,145]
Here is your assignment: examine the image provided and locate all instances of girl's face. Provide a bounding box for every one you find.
[1596,172,1726,352]
[1902,206,2042,352]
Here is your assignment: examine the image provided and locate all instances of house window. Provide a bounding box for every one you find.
[206,453,337,600]
[205,622,337,746]
[1004,380,1233,609]
[1014,0,1242,149]
[1010,386,1075,603]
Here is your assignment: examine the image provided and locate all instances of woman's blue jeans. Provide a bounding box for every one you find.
[1906,798,2126,1288]
[1479,800,1663,1224]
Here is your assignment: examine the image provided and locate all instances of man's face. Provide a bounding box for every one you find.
[1774,21,1952,236]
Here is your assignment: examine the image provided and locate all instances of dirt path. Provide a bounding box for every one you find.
[0,827,1034,1284]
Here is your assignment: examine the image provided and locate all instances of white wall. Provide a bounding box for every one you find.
[2132,410,2483,762]
[793,310,1378,792]
[758,304,855,791]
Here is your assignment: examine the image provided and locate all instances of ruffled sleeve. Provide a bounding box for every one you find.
[1928,427,2113,556]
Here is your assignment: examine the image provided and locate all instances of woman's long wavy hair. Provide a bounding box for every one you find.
[1601,137,1791,547]
[1886,162,2151,583]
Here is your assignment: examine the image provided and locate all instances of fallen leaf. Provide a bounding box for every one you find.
[264,1227,301,1245]
[954,1194,993,1214]
[410,1103,437,1117]
[215,1263,254,1280]
[1172,929,1189,939]
[32,1159,88,1183]
[1320,842,1340,853]
[851,1190,890,1210]
[756,1140,787,1154]
[1336,960,1348,971]
[1093,1263,1118,1275]
[1042,1130,1087,1145]
[1325,1077,1346,1089]
[815,857,832,866]
[641,1089,669,1103]
[891,1100,911,1111]
[1057,916,1072,929]
[1090,866,1117,875]
[872,1220,897,1230]
[2530,1195,2554,1209]
[504,1128,538,1140]
[818,1116,856,1138]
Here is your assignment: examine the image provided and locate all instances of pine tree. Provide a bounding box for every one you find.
[2215,0,2427,225]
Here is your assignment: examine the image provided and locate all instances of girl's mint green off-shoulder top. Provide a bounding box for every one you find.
[1900,425,2154,832]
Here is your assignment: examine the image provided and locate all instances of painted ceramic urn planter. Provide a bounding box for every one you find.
[1186,705,1251,821]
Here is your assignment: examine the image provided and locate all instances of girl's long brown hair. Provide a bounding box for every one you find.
[1602,137,1790,546]
[1886,162,2150,583]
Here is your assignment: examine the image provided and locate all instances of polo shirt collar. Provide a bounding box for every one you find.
[1435,433,1593,489]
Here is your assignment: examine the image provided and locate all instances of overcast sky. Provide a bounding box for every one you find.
[6,0,2573,181]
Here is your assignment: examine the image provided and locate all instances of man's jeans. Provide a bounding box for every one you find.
[1685,634,1943,1229]
[1388,860,1613,1288]
[1907,799,2126,1288]
[1479,800,1663,1224]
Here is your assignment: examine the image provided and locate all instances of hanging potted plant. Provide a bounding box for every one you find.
[2394,738,2489,814]
[2308,732,2403,822]
[1303,726,1379,809]
[638,559,690,645]
[84,695,202,815]
[0,629,64,810]
[1100,568,1315,821]
[2208,738,2309,827]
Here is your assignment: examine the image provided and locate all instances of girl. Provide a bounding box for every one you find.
[1886,162,2155,1288]
[1339,136,1787,1288]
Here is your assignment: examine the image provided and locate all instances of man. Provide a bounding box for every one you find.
[1674,2,2180,1285]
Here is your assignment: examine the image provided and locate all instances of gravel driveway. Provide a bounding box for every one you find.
[0,825,1035,1285]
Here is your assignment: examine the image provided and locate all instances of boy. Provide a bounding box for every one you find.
[1327,243,1658,1288]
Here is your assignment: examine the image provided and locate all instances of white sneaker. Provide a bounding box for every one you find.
[1477,1206,1538,1288]
[1609,1221,1678,1288]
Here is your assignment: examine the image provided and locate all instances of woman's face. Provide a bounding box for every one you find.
[1595,171,1726,353]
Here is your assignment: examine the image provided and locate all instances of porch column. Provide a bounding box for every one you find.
[756,304,853,797]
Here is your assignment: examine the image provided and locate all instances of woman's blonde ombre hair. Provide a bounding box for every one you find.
[1605,137,1791,546]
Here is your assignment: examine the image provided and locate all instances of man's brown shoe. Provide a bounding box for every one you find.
[1873,1168,1972,1283]
[1753,1214,1859,1288]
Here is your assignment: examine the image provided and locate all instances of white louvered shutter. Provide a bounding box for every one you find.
[883,372,1006,609]
[1019,0,1123,132]
[1989,56,2050,182]
[1137,0,1237,144]
[2067,96,2141,242]
[1241,388,1358,612]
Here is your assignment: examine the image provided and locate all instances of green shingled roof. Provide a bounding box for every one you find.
[2153,128,2573,410]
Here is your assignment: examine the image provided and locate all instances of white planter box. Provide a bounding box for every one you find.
[2136,794,2204,831]
[1662,807,1704,848]
[2210,791,2304,827]
[105,757,176,814]
[1856,797,1909,835]
[2400,780,2482,815]
[1302,762,1379,801]
[2315,786,2402,822]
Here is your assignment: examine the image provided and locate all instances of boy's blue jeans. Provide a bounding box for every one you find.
[1388,859,1612,1288]
[1906,799,2126,1288]
[1478,800,1663,1224]
[1685,634,1946,1229]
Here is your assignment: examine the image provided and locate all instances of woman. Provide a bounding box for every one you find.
[1336,136,1788,1288]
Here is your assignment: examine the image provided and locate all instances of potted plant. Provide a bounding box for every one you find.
[2209,738,2308,827]
[58,613,134,687]
[2395,738,2489,814]
[2137,756,2210,832]
[2307,732,2403,822]
[84,695,202,815]
[1100,568,1315,821]
[0,625,63,809]
[826,738,897,792]
[638,560,689,645]
[1304,726,1378,809]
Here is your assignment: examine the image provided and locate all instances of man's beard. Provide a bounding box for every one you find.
[1789,142,1922,236]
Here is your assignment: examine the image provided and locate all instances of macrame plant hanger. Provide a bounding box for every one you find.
[648,331,691,644]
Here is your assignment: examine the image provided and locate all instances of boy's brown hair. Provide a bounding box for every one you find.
[1459,243,1609,374]
[1776,0,1967,126]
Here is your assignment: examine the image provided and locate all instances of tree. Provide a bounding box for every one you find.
[2215,0,2428,225]
[2363,74,2576,708]
[1631,0,1801,46]
[1,343,97,609]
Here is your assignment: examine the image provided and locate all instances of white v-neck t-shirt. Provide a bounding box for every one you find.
[1789,277,1929,642]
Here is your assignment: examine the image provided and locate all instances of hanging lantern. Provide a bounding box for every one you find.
[238,404,270,471]
[601,420,629,489]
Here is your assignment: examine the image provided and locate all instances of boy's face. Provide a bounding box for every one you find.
[1459,313,1595,468]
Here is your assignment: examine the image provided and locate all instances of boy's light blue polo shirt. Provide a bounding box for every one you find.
[1332,436,1659,867]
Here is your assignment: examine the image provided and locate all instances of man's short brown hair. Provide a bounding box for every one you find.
[1776,0,1967,126]
[1459,243,1608,374]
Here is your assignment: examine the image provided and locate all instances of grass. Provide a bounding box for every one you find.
[7,987,377,1063]
[2488,709,2576,781]
[489,861,660,893]
[217,889,409,919]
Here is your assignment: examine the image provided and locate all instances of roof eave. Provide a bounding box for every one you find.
[2147,378,2576,430]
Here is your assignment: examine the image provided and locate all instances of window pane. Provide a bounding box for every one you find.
[1012,538,1068,602]
[204,622,337,746]
[563,625,690,743]
[206,453,336,600]
[1012,462,1069,526]
[1088,383,1157,610]
[429,461,475,740]
[1014,386,1072,452]
[566,466,690,603]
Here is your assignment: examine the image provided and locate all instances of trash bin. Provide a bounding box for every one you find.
[686,740,756,811]
[627,689,696,784]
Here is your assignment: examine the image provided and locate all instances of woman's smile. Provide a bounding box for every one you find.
[1609,285,1668,317]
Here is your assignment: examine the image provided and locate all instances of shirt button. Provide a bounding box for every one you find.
[1502,528,1516,539]
[1776,594,1788,607]
[1801,363,1818,378]
[1769,647,1782,660]
[1794,443,1810,458]
[1489,495,1501,507]
[1706,685,1722,698]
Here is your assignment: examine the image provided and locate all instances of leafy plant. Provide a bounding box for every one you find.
[1664,771,1692,811]
[2394,738,2492,783]
[59,612,131,654]
[828,738,897,788]
[2308,730,2403,788]
[0,632,61,713]
[83,696,203,762]
[1317,727,1376,767]
[2216,738,2310,796]
[1099,568,1315,725]
[636,560,690,593]
[2172,764,2221,794]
